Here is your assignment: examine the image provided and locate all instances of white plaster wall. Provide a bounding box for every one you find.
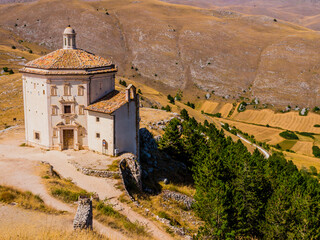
[48,77,89,148]
[87,111,114,155]
[114,100,138,155]
[89,73,115,104]
[23,75,50,147]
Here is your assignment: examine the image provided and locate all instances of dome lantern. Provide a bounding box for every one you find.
[63,25,76,49]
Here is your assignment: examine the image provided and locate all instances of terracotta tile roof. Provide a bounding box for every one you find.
[85,90,128,114]
[20,67,117,75]
[24,49,113,69]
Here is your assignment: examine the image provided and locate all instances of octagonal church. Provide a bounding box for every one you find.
[20,26,139,156]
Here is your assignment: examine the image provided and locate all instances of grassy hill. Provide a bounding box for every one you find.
[0,0,319,107]
[0,27,48,129]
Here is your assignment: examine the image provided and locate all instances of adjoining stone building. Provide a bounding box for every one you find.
[20,26,139,156]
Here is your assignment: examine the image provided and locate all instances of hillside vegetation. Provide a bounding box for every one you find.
[0,0,319,107]
[159,110,320,239]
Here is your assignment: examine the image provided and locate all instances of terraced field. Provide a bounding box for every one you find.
[221,119,283,145]
[291,141,314,156]
[200,101,233,118]
[231,109,320,133]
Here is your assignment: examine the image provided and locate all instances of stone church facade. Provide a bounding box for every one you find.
[20,26,139,156]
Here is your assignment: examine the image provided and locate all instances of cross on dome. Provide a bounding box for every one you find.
[63,25,76,49]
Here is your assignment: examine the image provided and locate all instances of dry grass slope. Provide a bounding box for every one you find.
[0,224,108,240]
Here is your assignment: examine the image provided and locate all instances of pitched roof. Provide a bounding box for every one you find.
[85,90,128,114]
[24,49,113,69]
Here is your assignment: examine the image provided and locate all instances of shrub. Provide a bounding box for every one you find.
[51,188,89,202]
[28,49,33,54]
[297,132,315,139]
[186,101,195,109]
[309,166,318,176]
[237,101,247,112]
[203,112,222,118]
[119,79,127,87]
[11,46,16,49]
[3,67,8,72]
[180,109,189,120]
[161,105,171,112]
[312,146,320,158]
[279,130,299,140]
[175,90,183,101]
[313,106,320,112]
[8,69,14,74]
[167,94,175,104]
[314,124,320,128]
[0,191,15,203]
[96,202,119,217]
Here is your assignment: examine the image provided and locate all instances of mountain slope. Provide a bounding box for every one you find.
[161,0,320,30]
[0,0,319,107]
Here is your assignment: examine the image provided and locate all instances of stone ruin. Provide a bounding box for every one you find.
[119,154,142,202]
[73,196,93,230]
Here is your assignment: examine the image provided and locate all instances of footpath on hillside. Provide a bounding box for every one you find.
[0,126,173,240]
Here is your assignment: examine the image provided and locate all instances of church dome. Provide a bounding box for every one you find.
[20,49,117,75]
[25,49,112,69]
[20,26,117,75]
[64,26,75,35]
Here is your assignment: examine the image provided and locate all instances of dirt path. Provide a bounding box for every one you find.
[0,159,73,212]
[0,127,173,240]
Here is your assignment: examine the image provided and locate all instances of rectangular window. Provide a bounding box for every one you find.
[34,83,36,89]
[43,90,45,95]
[96,133,100,138]
[50,86,57,96]
[79,105,85,115]
[96,117,100,122]
[64,105,71,114]
[34,132,40,140]
[52,105,58,115]
[78,86,84,96]
[64,84,71,96]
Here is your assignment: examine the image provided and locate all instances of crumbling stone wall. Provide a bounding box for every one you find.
[162,190,194,210]
[71,162,117,178]
[73,196,93,230]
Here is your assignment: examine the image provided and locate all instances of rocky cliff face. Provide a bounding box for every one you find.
[0,0,319,107]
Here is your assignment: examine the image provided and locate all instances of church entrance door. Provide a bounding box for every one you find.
[63,129,74,150]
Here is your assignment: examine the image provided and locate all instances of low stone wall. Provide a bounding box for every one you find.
[163,190,194,210]
[73,196,93,230]
[71,162,118,178]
